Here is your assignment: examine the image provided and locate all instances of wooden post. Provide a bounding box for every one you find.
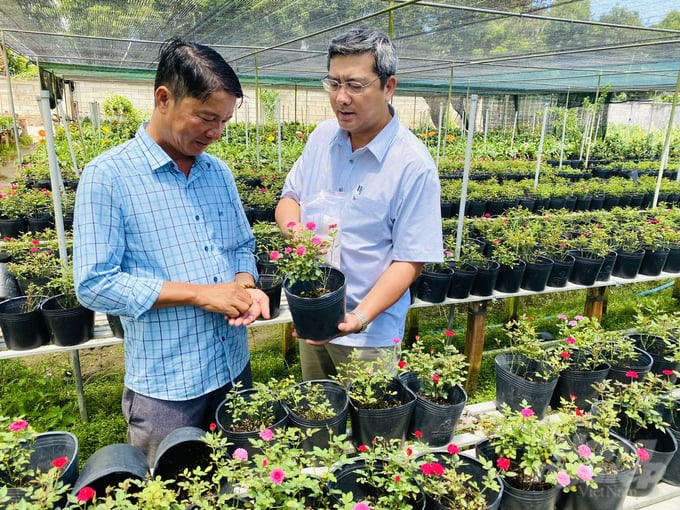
[464,300,488,393]
[584,286,607,320]
[281,323,296,363]
[403,308,420,348]
[504,296,520,322]
[673,279,680,300]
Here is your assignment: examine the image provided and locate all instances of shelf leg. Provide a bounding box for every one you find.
[584,286,607,320]
[281,322,296,363]
[71,350,88,422]
[464,300,488,394]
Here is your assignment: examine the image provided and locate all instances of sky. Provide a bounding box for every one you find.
[588,0,676,26]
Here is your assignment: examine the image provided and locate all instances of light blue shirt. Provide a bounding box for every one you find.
[281,107,443,347]
[73,124,257,400]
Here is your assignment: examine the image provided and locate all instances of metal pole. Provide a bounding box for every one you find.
[455,94,479,261]
[435,103,443,170]
[653,69,680,206]
[559,89,570,171]
[57,99,79,178]
[510,111,518,150]
[277,97,282,175]
[2,32,22,170]
[535,103,550,189]
[36,91,68,264]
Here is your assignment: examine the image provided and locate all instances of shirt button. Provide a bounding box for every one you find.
[204,246,209,252]
[213,276,219,282]
[195,215,200,221]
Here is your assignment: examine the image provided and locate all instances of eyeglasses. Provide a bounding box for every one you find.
[320,76,381,96]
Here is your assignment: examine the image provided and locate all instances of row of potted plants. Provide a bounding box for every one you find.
[5,308,680,509]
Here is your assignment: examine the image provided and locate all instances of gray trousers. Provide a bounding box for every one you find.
[122,362,252,467]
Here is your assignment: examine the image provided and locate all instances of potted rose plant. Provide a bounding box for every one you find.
[335,343,416,448]
[412,441,503,510]
[273,220,345,340]
[398,330,469,446]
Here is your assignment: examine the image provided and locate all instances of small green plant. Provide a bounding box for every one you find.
[399,330,468,403]
[220,382,277,432]
[334,342,401,409]
[271,375,337,421]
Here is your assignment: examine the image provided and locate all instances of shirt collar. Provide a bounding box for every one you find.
[136,122,211,174]
[332,104,399,163]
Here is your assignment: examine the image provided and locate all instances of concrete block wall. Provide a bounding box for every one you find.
[1,77,433,129]
[2,77,677,135]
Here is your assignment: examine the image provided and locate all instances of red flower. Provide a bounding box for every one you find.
[8,420,29,432]
[420,462,445,476]
[357,444,368,452]
[447,443,460,455]
[662,369,675,376]
[398,360,407,369]
[51,456,68,469]
[209,422,217,432]
[560,351,571,359]
[394,474,401,482]
[76,487,96,502]
[625,370,639,379]
[432,373,440,384]
[414,430,423,439]
[496,457,511,471]
[445,330,455,337]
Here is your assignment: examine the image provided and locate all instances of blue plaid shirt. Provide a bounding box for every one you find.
[73,124,257,400]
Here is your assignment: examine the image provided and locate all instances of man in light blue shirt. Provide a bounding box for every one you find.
[276,28,443,379]
[73,38,268,464]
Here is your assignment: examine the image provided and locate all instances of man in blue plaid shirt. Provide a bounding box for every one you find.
[73,38,268,465]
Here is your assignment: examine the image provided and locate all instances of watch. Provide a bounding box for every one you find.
[349,310,369,333]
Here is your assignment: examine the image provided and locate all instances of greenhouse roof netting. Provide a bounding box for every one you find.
[1,0,679,95]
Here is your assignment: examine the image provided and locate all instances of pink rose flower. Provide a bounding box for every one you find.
[557,470,571,487]
[232,448,249,461]
[259,428,274,441]
[269,467,285,484]
[577,465,594,482]
[577,444,592,458]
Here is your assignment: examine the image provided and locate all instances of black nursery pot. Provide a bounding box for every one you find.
[446,263,478,299]
[495,353,557,419]
[256,273,282,319]
[417,266,453,303]
[348,377,416,447]
[283,267,346,341]
[0,296,50,350]
[40,294,95,347]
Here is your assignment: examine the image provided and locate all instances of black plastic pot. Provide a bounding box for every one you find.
[40,294,94,346]
[152,426,213,498]
[214,388,289,457]
[399,371,468,447]
[72,443,149,498]
[470,261,500,297]
[348,377,416,447]
[568,251,604,286]
[596,251,618,282]
[546,254,575,288]
[611,249,644,279]
[0,296,50,350]
[416,453,503,510]
[495,261,526,294]
[639,247,670,276]
[282,379,349,451]
[417,266,453,303]
[256,273,282,319]
[283,266,346,341]
[495,353,557,419]
[558,429,639,510]
[476,438,562,510]
[663,246,680,273]
[627,424,678,497]
[521,256,554,292]
[628,333,680,382]
[551,360,610,412]
[328,459,426,510]
[446,263,478,299]
[607,347,653,383]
